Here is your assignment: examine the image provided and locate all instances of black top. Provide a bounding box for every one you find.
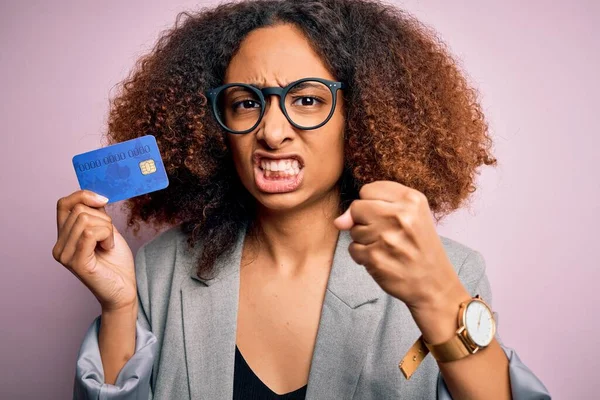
[233,345,308,400]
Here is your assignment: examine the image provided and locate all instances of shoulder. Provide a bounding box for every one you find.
[134,223,191,285]
[138,224,187,256]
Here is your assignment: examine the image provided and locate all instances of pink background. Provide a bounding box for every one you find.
[1,0,597,398]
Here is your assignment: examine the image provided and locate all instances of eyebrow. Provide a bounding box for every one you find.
[245,81,288,89]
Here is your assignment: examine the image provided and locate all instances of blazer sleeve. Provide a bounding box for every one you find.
[436,250,552,400]
[72,243,159,400]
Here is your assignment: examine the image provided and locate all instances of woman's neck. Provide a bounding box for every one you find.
[246,191,341,276]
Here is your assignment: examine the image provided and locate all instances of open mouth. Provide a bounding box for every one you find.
[254,156,304,193]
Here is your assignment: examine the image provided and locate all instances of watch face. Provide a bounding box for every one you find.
[464,300,495,347]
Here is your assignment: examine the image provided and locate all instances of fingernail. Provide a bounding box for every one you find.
[96,194,109,203]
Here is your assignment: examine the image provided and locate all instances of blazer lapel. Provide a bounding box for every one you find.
[180,228,245,400]
[305,230,386,400]
[179,226,385,400]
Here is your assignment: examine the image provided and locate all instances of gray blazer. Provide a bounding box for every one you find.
[73,224,550,399]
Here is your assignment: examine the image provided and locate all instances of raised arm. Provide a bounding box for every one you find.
[436,251,551,399]
[72,243,158,399]
[51,190,158,399]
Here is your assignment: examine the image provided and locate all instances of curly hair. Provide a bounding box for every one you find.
[105,0,497,280]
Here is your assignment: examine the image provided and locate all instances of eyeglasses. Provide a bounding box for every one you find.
[204,77,346,134]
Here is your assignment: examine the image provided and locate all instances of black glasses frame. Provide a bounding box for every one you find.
[204,77,346,134]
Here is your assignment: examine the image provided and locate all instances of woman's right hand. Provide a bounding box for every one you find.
[53,189,137,313]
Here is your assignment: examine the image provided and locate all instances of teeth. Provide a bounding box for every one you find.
[260,158,302,172]
[259,157,301,179]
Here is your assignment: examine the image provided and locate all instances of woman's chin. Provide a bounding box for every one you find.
[252,187,338,216]
[254,191,308,213]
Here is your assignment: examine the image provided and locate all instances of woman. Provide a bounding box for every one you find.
[55,0,550,398]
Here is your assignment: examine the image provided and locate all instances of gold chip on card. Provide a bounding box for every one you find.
[139,159,157,175]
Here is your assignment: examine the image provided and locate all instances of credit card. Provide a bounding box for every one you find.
[72,135,169,204]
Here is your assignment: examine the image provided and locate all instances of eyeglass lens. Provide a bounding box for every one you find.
[215,80,334,132]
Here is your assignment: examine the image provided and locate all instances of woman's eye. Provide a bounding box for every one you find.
[233,100,260,110]
[292,97,321,106]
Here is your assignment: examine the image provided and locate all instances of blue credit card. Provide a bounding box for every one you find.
[72,135,169,204]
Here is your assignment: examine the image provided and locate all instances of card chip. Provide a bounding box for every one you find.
[139,159,157,175]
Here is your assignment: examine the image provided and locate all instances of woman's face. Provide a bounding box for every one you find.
[224,23,345,214]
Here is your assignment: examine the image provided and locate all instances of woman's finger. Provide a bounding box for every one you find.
[55,204,112,255]
[348,241,371,266]
[71,227,113,277]
[56,190,108,233]
[58,215,113,267]
[349,224,380,245]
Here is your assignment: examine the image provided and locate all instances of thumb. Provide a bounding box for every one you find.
[334,206,354,230]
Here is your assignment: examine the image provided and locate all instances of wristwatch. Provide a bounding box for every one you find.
[399,295,496,379]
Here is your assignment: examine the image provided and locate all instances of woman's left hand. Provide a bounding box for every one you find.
[333,180,471,341]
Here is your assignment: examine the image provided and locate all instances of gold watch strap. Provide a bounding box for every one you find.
[399,333,472,380]
[398,336,429,379]
[399,296,491,379]
[424,334,471,362]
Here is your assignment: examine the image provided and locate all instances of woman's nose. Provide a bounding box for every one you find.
[256,95,294,147]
